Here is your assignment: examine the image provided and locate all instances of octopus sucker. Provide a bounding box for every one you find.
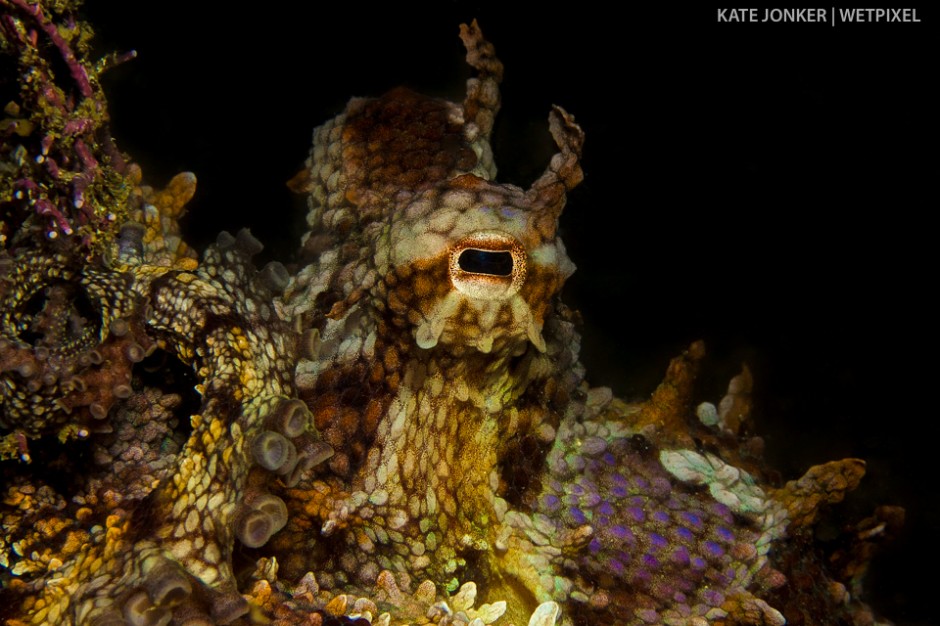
[0,4,901,626]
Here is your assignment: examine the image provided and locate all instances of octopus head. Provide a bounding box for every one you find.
[378,108,584,357]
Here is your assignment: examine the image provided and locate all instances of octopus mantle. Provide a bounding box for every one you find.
[0,5,898,626]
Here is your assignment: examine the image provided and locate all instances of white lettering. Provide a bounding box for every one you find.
[762,8,828,23]
[717,8,760,22]
[839,8,921,23]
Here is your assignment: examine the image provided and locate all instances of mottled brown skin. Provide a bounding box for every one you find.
[2,222,310,624]
[1,7,897,626]
[260,23,598,624]
[269,21,889,626]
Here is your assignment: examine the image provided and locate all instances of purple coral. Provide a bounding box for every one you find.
[1,0,133,247]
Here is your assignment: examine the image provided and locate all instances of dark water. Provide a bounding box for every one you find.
[83,3,937,623]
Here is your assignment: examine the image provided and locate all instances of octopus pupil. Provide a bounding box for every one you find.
[457,249,513,277]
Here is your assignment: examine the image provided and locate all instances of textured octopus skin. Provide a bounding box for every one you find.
[0,6,897,626]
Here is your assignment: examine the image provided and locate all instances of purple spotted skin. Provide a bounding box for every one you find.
[538,433,763,621]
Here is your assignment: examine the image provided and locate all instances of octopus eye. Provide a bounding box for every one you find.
[448,232,527,301]
[457,249,514,277]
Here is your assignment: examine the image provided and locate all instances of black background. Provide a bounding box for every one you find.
[82,3,935,624]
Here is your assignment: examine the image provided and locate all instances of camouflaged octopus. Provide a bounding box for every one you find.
[1,5,898,626]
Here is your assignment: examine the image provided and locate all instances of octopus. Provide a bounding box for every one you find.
[0,3,902,625]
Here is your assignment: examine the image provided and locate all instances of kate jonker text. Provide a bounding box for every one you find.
[716,8,921,24]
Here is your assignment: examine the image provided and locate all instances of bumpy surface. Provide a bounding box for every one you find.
[1,4,899,626]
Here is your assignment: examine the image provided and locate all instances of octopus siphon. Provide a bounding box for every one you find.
[0,3,901,625]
